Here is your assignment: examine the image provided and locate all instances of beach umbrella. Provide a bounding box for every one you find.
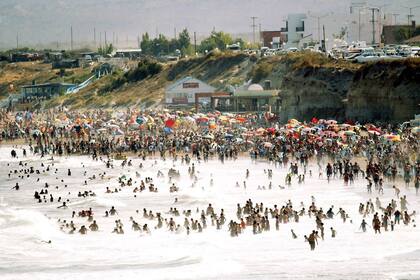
[115,129,124,136]
[368,130,380,136]
[184,116,195,123]
[242,132,254,137]
[264,142,273,148]
[31,129,41,135]
[164,127,173,134]
[411,127,420,134]
[73,125,81,133]
[276,135,286,141]
[129,122,140,129]
[136,116,146,124]
[209,123,217,130]
[344,130,356,136]
[235,138,244,143]
[224,133,234,139]
[266,127,276,134]
[165,119,175,128]
[326,119,337,125]
[202,134,214,140]
[301,127,312,133]
[107,124,120,129]
[197,117,209,123]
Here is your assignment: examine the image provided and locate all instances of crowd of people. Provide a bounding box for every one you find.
[2,107,419,251]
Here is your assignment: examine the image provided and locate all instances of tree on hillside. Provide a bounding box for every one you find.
[98,43,114,55]
[140,33,153,55]
[152,34,170,56]
[198,31,234,53]
[178,28,191,55]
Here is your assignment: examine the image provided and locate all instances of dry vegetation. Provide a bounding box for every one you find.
[0,61,94,99]
[4,52,420,110]
[46,52,254,109]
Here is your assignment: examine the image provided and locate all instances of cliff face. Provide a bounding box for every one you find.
[266,55,420,123]
[34,52,420,123]
[346,61,420,123]
[279,66,354,123]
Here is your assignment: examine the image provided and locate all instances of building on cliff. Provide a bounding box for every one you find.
[282,14,310,49]
[165,76,215,107]
[20,82,76,101]
[260,31,285,49]
[213,83,281,113]
[382,22,418,44]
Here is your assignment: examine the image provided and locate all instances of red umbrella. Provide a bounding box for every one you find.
[165,119,175,128]
[197,117,209,123]
[266,127,276,134]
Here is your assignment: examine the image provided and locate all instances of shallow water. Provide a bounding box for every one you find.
[0,146,419,280]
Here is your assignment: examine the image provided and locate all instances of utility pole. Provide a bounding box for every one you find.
[322,25,326,53]
[251,16,258,45]
[258,23,262,45]
[99,32,102,48]
[368,7,379,45]
[70,25,73,50]
[350,2,366,42]
[402,5,420,38]
[174,28,177,39]
[392,14,399,25]
[309,13,330,43]
[16,33,19,49]
[194,31,197,54]
[105,31,107,46]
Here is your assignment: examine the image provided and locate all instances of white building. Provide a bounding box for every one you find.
[165,76,215,105]
[283,14,308,49]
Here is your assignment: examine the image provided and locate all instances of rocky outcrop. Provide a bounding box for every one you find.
[279,66,354,123]
[270,55,420,123]
[346,60,420,123]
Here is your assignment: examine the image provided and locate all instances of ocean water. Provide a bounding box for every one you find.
[0,146,419,280]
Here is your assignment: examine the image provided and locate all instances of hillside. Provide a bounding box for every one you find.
[45,52,255,109]
[0,61,95,99]
[1,52,419,123]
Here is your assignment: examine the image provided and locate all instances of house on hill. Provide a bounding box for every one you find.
[20,82,75,100]
[165,76,215,106]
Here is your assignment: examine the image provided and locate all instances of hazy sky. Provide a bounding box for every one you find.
[0,0,419,49]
